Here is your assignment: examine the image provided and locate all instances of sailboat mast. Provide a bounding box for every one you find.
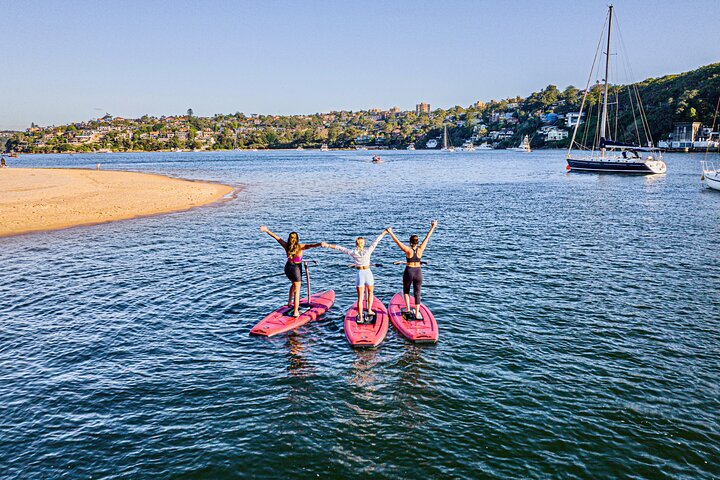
[600,5,613,155]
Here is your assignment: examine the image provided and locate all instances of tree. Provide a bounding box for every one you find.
[187,108,194,117]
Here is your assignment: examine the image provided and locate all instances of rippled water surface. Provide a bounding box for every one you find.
[1,150,719,479]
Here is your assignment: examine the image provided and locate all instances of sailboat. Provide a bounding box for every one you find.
[566,5,666,174]
[509,135,532,152]
[701,96,720,191]
[441,125,455,152]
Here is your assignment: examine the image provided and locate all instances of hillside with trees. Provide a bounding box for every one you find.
[4,62,719,154]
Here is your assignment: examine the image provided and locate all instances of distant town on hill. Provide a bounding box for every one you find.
[3,62,719,154]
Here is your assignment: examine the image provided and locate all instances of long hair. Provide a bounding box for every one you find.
[409,235,419,248]
[286,232,300,257]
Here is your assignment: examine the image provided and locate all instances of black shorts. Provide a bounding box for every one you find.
[284,261,303,282]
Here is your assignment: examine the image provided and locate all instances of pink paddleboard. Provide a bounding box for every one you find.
[250,290,335,337]
[344,296,389,348]
[388,293,438,343]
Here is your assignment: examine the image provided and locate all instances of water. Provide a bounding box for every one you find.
[1,150,718,479]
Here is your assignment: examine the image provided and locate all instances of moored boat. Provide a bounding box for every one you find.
[509,135,532,153]
[566,5,666,175]
[440,125,455,152]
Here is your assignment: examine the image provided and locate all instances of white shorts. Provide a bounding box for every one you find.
[356,269,374,287]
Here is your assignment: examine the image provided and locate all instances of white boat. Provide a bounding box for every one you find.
[477,142,493,150]
[462,140,476,152]
[355,146,368,150]
[702,161,720,191]
[296,146,304,150]
[426,138,438,149]
[320,144,329,151]
[406,144,416,150]
[441,125,455,152]
[566,5,666,175]
[509,135,532,152]
[701,97,720,191]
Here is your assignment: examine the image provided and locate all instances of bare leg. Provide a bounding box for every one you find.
[357,286,365,321]
[288,283,295,307]
[292,281,301,316]
[367,285,374,315]
[403,293,411,312]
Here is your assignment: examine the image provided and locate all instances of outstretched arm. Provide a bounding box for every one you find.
[259,225,287,249]
[321,242,352,256]
[387,227,412,255]
[417,220,438,256]
[301,242,323,250]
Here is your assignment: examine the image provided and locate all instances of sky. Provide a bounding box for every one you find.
[1,0,718,130]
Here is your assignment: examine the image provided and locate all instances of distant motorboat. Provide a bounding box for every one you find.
[426,138,438,149]
[441,125,455,152]
[372,155,382,164]
[355,146,368,151]
[476,142,493,150]
[462,140,476,152]
[406,144,416,150]
[509,135,532,152]
[296,146,304,150]
[320,144,329,151]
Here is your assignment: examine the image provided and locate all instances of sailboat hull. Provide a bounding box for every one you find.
[567,157,666,174]
[704,171,720,191]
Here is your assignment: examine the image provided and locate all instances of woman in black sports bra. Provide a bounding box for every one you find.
[387,220,438,319]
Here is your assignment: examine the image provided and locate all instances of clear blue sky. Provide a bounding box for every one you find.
[1,0,718,130]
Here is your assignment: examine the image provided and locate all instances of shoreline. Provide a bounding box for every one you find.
[0,168,234,238]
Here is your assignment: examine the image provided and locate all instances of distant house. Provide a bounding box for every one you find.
[566,112,585,128]
[538,126,568,141]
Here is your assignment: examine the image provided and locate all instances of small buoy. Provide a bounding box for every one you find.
[566,164,571,171]
[701,174,705,181]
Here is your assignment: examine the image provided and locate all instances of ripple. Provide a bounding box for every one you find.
[0,151,718,478]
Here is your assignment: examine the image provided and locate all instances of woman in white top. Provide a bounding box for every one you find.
[322,229,388,322]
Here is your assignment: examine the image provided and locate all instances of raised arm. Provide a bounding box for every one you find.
[259,225,287,249]
[365,229,388,256]
[387,227,412,255]
[417,220,438,256]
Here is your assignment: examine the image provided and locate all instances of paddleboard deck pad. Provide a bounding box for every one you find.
[250,290,335,337]
[388,293,438,343]
[344,296,389,348]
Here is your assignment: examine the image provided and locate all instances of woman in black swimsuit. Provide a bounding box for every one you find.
[387,220,438,319]
[260,226,323,317]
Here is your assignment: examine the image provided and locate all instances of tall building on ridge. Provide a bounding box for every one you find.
[415,102,430,114]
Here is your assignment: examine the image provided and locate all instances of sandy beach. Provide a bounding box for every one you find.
[0,168,233,237]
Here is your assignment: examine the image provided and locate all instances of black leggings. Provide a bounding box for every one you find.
[284,261,303,283]
[402,267,422,305]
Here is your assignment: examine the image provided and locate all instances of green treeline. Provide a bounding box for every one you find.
[4,62,719,154]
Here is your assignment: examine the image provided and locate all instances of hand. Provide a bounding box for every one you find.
[259,225,268,232]
[387,227,393,234]
[431,220,438,228]
[321,242,329,248]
